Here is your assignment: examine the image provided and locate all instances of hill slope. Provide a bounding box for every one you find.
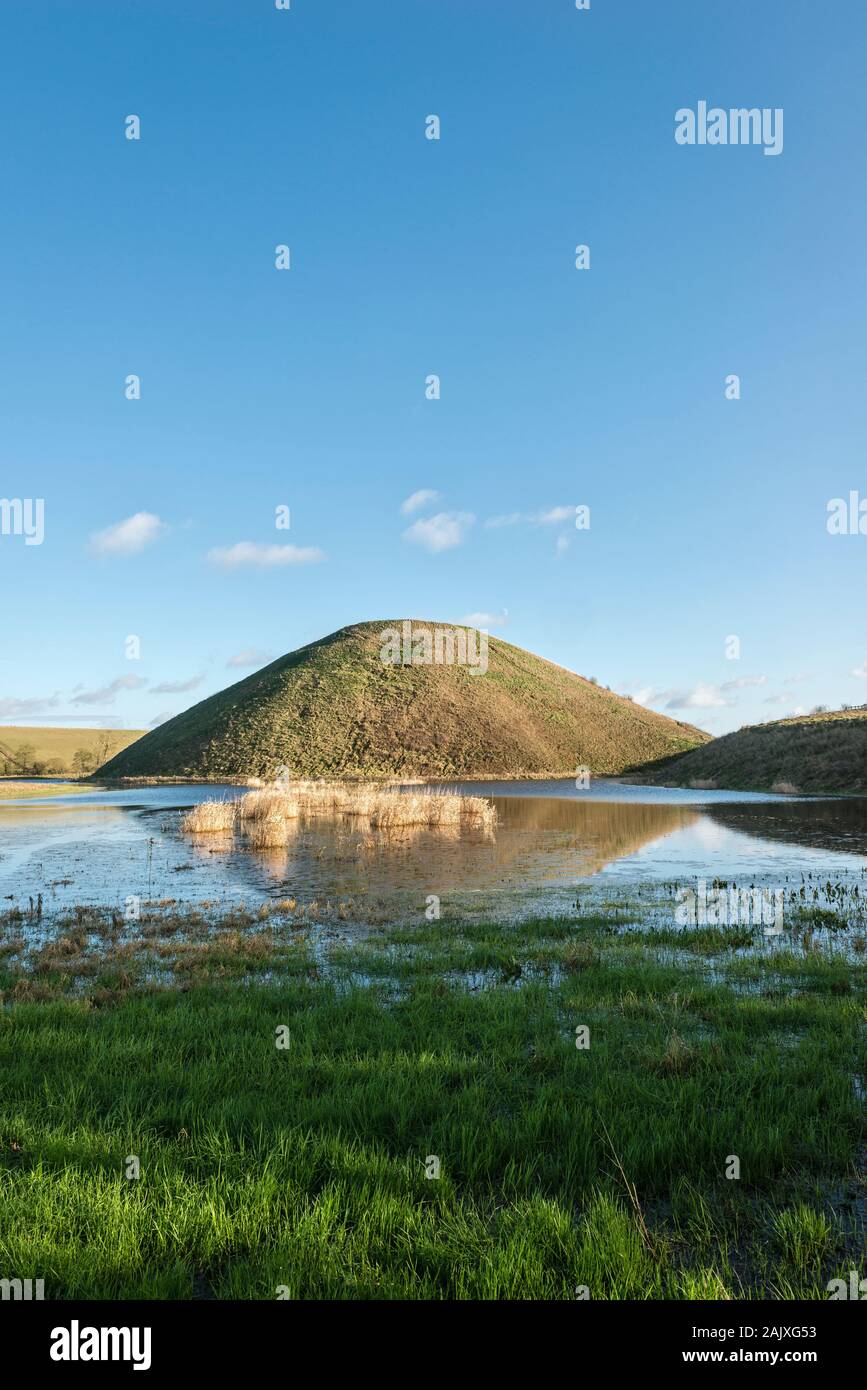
[643,709,867,795]
[0,726,145,775]
[99,621,708,780]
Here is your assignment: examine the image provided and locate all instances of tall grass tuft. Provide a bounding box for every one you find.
[237,789,300,822]
[246,815,291,849]
[183,779,497,847]
[181,800,236,834]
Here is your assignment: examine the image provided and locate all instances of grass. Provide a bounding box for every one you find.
[643,707,867,795]
[0,726,145,776]
[181,798,238,833]
[182,781,498,845]
[0,897,863,1299]
[0,782,92,801]
[98,620,708,780]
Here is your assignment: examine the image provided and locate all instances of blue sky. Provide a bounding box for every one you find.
[1,0,865,736]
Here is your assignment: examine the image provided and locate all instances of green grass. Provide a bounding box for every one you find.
[0,902,863,1299]
[98,620,708,780]
[644,707,867,794]
[0,726,145,776]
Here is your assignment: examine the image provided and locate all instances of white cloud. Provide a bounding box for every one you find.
[852,661,867,678]
[720,675,767,691]
[208,542,325,569]
[148,712,174,728]
[763,693,789,705]
[400,489,440,516]
[555,534,570,555]
[149,675,203,695]
[89,512,165,557]
[485,506,576,529]
[783,672,812,684]
[629,686,656,707]
[402,511,475,554]
[664,682,733,711]
[70,675,147,706]
[460,609,507,629]
[226,648,274,669]
[0,695,61,719]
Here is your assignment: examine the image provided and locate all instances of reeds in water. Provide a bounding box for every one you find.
[245,814,291,849]
[181,779,497,846]
[237,789,299,822]
[181,800,236,834]
[370,790,495,830]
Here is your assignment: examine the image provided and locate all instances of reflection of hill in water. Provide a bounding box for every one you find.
[704,800,867,858]
[489,797,699,877]
[228,797,702,900]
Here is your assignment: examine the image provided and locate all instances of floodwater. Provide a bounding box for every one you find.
[1,779,866,923]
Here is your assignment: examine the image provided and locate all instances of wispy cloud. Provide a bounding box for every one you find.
[852,661,867,678]
[148,712,174,729]
[763,693,790,705]
[628,686,657,707]
[7,714,126,727]
[70,675,148,706]
[485,506,576,528]
[460,609,507,629]
[402,511,474,554]
[720,675,767,691]
[149,675,203,695]
[400,489,441,516]
[0,695,61,719]
[89,512,166,557]
[664,682,733,711]
[208,542,325,570]
[226,648,274,669]
[783,672,812,684]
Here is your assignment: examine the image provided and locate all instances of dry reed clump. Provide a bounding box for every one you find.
[455,794,497,829]
[370,790,495,830]
[245,815,291,849]
[181,800,237,834]
[182,780,497,844]
[237,789,299,822]
[295,781,496,829]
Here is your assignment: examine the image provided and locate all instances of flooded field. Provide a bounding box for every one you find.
[3,778,865,1305]
[1,778,866,925]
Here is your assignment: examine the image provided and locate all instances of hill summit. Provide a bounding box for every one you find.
[99,620,709,780]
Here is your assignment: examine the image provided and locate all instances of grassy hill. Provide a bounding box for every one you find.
[99,620,708,780]
[642,708,867,795]
[0,726,145,776]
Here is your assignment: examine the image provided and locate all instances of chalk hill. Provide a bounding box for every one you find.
[99,621,709,780]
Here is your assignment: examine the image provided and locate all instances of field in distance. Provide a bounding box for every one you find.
[0,726,146,777]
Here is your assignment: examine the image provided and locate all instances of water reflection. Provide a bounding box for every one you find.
[486,795,699,874]
[0,784,865,919]
[221,796,701,898]
[704,798,867,856]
